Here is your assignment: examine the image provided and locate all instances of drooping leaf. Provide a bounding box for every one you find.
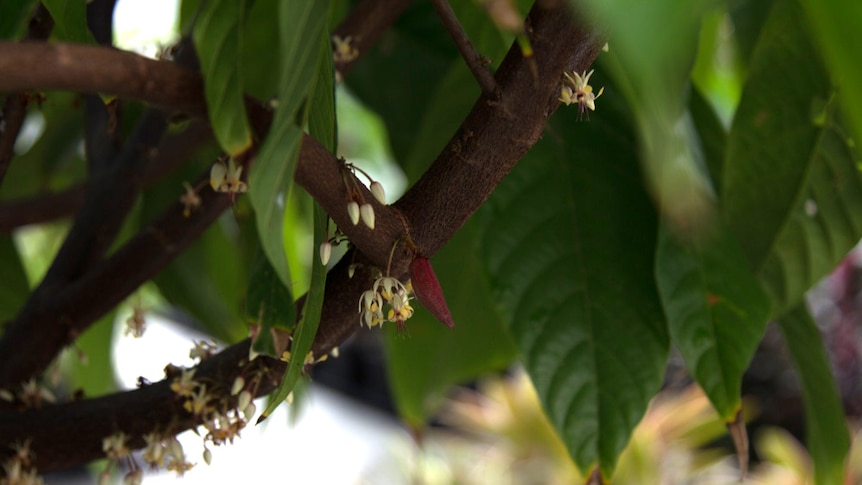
[778,303,851,485]
[800,0,862,155]
[261,28,334,420]
[41,0,94,44]
[0,236,30,326]
[386,222,518,426]
[477,81,668,478]
[192,0,252,156]
[246,252,295,358]
[248,0,328,291]
[655,225,770,419]
[0,0,39,39]
[721,0,831,272]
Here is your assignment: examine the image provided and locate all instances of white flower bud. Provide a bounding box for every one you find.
[370,181,386,204]
[348,264,357,278]
[209,162,226,191]
[319,241,332,266]
[238,390,252,412]
[286,391,294,405]
[330,346,340,358]
[243,402,257,421]
[360,203,375,229]
[231,376,245,396]
[203,448,212,465]
[347,201,360,225]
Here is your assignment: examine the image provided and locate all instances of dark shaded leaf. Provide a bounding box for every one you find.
[778,303,851,485]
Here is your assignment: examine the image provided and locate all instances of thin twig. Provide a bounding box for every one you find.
[431,0,499,97]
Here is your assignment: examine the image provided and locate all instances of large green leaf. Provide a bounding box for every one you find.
[477,84,668,478]
[42,0,94,43]
[241,0,279,101]
[778,303,850,485]
[248,0,328,291]
[0,0,38,39]
[801,0,862,157]
[192,0,253,156]
[655,226,770,419]
[385,222,518,426]
[261,30,334,419]
[721,0,831,272]
[0,236,29,326]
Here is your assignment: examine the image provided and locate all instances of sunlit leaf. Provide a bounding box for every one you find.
[42,0,94,44]
[655,225,770,419]
[778,303,851,485]
[478,83,668,478]
[248,0,328,290]
[192,0,252,156]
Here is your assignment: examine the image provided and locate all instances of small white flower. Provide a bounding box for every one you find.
[560,69,604,115]
[374,276,405,300]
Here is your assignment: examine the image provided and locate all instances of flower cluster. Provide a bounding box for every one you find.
[358,276,415,332]
[559,69,604,117]
[2,440,43,485]
[342,161,386,230]
[0,378,55,409]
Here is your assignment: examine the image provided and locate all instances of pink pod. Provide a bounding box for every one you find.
[409,255,455,328]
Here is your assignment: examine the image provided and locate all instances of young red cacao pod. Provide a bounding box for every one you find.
[409,255,455,328]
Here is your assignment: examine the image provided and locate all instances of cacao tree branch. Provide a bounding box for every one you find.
[0,0,605,472]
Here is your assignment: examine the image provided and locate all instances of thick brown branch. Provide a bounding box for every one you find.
[0,42,206,115]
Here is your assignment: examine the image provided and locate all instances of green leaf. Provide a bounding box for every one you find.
[261,27,334,420]
[62,312,116,397]
[0,236,29,326]
[721,0,831,271]
[385,222,518,426]
[241,0,279,100]
[587,0,716,231]
[0,1,38,39]
[41,0,94,43]
[759,119,862,314]
[655,225,770,419]
[248,0,328,290]
[800,0,862,156]
[246,252,295,358]
[192,0,253,156]
[477,88,668,478]
[778,303,850,485]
